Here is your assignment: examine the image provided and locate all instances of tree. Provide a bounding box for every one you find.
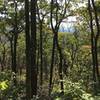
[37,0,50,87]
[25,0,37,98]
[25,0,31,99]
[49,0,71,95]
[30,0,37,96]
[88,0,100,94]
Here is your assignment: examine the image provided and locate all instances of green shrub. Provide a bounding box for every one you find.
[0,70,25,100]
[52,79,94,100]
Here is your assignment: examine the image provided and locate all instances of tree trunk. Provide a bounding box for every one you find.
[30,0,37,96]
[10,39,14,72]
[49,34,56,95]
[56,32,64,94]
[40,21,43,86]
[25,0,31,99]
[1,46,6,71]
[94,41,100,83]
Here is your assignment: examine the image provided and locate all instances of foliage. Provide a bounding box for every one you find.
[0,80,9,90]
[52,79,95,100]
[0,70,25,100]
[0,0,100,99]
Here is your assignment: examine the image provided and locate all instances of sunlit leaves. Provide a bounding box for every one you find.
[0,80,9,90]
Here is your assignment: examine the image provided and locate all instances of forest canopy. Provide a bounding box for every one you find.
[0,0,100,100]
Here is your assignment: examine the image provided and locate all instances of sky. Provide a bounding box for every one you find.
[59,16,77,33]
[0,0,87,33]
[58,1,87,33]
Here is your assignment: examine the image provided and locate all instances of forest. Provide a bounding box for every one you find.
[0,0,100,100]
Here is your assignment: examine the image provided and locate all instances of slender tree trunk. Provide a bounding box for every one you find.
[30,0,37,96]
[94,41,100,82]
[13,36,17,73]
[49,0,56,95]
[49,0,66,95]
[49,34,56,95]
[1,46,6,71]
[25,0,31,99]
[91,0,100,83]
[37,40,40,74]
[11,0,18,86]
[88,0,99,93]
[88,0,100,80]
[56,32,64,94]
[88,0,96,87]
[13,0,18,74]
[10,39,14,72]
[49,32,64,95]
[40,21,43,86]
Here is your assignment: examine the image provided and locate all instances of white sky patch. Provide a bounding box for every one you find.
[66,16,77,23]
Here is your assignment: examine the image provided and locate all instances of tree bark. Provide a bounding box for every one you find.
[49,34,56,95]
[40,21,43,86]
[30,0,37,96]
[25,0,31,99]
